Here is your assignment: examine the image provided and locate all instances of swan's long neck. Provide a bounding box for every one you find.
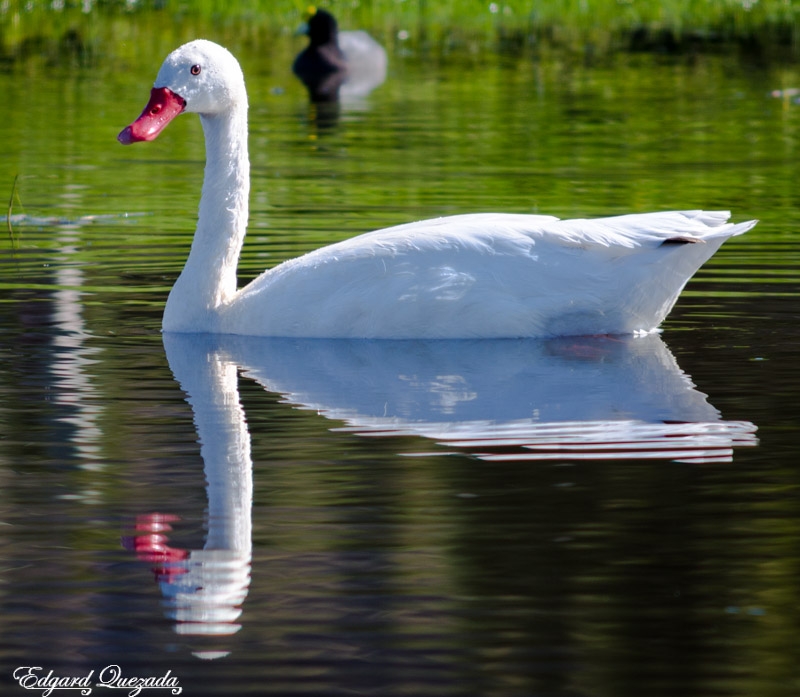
[163,102,249,332]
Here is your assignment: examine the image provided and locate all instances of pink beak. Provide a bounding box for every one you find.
[118,87,186,144]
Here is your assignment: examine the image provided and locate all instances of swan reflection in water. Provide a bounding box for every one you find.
[125,332,757,647]
[123,339,253,657]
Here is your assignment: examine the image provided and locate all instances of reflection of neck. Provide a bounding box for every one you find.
[164,104,250,330]
[189,354,253,553]
[163,336,253,636]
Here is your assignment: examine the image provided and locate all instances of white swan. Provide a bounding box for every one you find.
[118,39,756,339]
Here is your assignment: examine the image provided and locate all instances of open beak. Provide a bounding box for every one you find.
[118,87,186,145]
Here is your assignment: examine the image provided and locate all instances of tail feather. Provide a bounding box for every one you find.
[707,217,758,240]
[674,211,757,241]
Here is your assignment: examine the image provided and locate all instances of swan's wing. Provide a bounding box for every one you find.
[316,210,754,257]
[229,210,755,338]
[323,212,561,258]
[544,210,755,248]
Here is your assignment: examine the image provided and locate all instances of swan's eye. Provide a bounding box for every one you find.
[190,64,202,76]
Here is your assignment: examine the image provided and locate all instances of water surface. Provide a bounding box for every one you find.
[1,39,800,697]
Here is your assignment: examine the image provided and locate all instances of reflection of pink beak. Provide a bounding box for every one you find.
[121,513,189,581]
[118,87,186,144]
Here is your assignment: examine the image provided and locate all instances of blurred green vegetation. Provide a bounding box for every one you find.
[1,0,799,67]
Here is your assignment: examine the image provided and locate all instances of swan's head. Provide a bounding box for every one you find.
[118,39,246,145]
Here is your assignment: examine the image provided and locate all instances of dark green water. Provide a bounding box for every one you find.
[1,34,800,697]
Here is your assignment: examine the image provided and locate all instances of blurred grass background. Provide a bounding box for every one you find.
[1,0,798,68]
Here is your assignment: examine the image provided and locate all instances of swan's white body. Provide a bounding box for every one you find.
[119,40,756,339]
